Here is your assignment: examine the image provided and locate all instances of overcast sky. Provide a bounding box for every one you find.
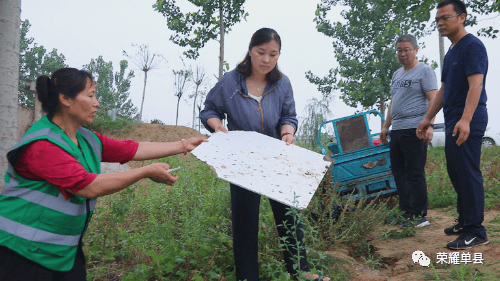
[20,0,500,133]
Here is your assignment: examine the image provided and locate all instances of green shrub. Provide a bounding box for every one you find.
[150,119,164,125]
[83,110,134,134]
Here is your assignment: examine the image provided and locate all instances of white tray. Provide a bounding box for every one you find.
[191,131,330,209]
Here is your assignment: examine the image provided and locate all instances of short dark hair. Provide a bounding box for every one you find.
[437,0,468,19]
[395,34,418,49]
[36,68,94,118]
[236,27,282,83]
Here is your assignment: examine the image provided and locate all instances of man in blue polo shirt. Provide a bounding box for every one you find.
[417,0,489,250]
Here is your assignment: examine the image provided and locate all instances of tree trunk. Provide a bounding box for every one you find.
[198,107,202,132]
[218,1,225,81]
[192,85,199,129]
[438,32,445,72]
[139,71,148,122]
[176,97,181,126]
[0,0,21,189]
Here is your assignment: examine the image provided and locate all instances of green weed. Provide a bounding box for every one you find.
[425,146,500,210]
[450,264,489,281]
[379,225,417,240]
[383,208,407,226]
[489,214,500,224]
[83,135,500,280]
[361,253,383,269]
[421,262,443,280]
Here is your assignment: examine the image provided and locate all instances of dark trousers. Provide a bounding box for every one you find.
[0,245,86,281]
[445,122,487,238]
[390,128,428,218]
[230,184,309,281]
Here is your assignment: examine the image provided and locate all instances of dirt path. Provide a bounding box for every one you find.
[332,209,500,280]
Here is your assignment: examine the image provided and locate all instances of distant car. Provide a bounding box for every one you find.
[429,123,500,147]
[429,123,446,147]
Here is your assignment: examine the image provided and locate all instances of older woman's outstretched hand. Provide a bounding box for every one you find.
[184,136,209,152]
[146,163,179,186]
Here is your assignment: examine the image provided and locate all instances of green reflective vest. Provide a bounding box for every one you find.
[0,116,102,271]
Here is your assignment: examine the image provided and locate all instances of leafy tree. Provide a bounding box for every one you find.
[462,0,499,38]
[195,88,208,132]
[83,56,114,109]
[297,96,333,151]
[188,65,208,129]
[114,60,138,119]
[18,20,68,108]
[123,43,164,122]
[153,0,248,80]
[306,0,434,125]
[307,0,498,124]
[83,56,138,119]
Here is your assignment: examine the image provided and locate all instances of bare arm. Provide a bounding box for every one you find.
[74,136,208,198]
[425,86,444,120]
[422,89,438,145]
[207,117,228,133]
[417,83,444,139]
[380,98,393,144]
[452,73,484,146]
[74,163,176,198]
[280,124,296,145]
[132,136,207,161]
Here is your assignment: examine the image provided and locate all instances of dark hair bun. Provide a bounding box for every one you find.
[36,75,53,104]
[35,68,94,118]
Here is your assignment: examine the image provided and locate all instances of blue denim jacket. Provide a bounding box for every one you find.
[200,69,298,140]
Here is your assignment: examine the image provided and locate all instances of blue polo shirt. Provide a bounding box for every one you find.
[442,33,488,126]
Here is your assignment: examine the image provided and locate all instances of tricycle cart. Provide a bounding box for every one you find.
[318,110,397,199]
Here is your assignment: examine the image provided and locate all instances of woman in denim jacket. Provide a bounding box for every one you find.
[200,27,329,281]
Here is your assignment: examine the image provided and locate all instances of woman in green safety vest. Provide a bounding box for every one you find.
[0,68,207,280]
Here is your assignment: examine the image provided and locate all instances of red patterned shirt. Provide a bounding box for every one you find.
[12,132,139,199]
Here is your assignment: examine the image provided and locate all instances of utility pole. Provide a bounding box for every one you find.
[438,33,445,72]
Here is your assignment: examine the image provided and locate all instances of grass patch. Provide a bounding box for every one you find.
[426,146,500,210]
[83,130,500,280]
[85,155,234,280]
[489,214,500,224]
[448,264,496,281]
[379,226,417,240]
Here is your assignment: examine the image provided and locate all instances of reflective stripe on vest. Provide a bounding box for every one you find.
[14,127,71,152]
[2,126,100,217]
[0,216,80,246]
[2,167,96,216]
[78,127,102,161]
[0,117,102,271]
[11,127,102,163]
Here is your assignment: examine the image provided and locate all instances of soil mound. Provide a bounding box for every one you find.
[105,123,204,142]
[103,123,205,169]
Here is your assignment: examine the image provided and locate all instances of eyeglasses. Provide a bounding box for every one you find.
[396,49,413,55]
[434,14,461,24]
